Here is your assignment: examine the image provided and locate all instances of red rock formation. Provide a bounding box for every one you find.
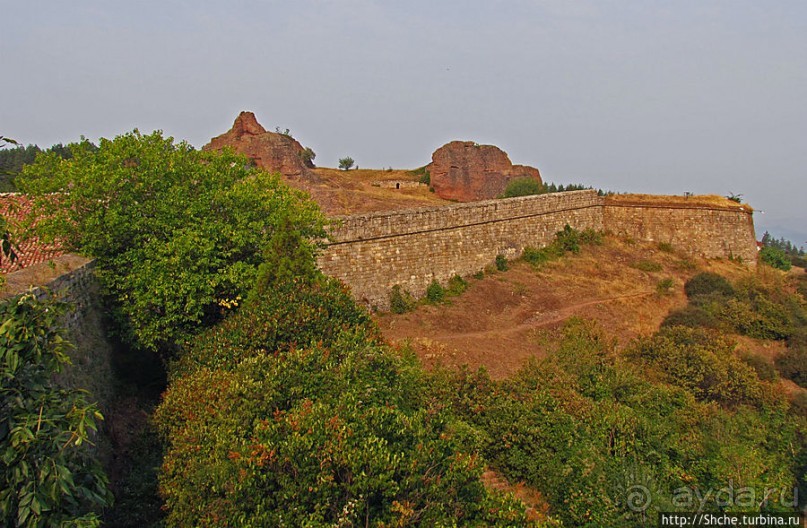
[426,141,542,202]
[203,112,315,179]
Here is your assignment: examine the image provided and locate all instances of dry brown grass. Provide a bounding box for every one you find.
[606,193,753,212]
[283,167,449,216]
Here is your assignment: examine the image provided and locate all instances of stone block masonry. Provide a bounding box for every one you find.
[318,191,758,310]
[318,190,604,309]
[603,197,757,263]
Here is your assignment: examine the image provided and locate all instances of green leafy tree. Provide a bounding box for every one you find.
[500,177,545,198]
[18,130,324,355]
[299,146,316,167]
[338,156,355,170]
[1,292,112,527]
[760,246,792,271]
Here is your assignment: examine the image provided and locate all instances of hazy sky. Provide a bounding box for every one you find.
[2,1,805,245]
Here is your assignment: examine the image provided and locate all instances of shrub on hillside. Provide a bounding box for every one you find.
[760,246,792,271]
[788,328,807,349]
[428,319,797,527]
[790,392,807,417]
[426,279,446,303]
[389,284,416,314]
[797,275,807,301]
[554,224,581,253]
[579,228,604,245]
[740,352,778,381]
[721,296,793,341]
[661,306,722,330]
[500,177,544,198]
[495,254,508,271]
[171,275,378,379]
[447,274,468,296]
[522,246,549,265]
[628,326,767,408]
[158,342,529,527]
[775,346,807,388]
[656,277,675,295]
[684,272,735,299]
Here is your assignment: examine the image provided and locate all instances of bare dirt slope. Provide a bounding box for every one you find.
[376,237,755,379]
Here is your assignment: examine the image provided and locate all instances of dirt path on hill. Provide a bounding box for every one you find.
[374,238,756,379]
[431,290,654,342]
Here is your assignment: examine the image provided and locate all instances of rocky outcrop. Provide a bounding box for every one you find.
[203,112,314,179]
[426,141,542,202]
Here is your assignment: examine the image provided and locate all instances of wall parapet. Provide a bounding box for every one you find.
[328,190,603,243]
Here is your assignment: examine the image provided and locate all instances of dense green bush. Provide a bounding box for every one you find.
[760,246,792,271]
[721,296,794,340]
[159,343,529,527]
[495,254,508,271]
[0,292,112,527]
[500,177,544,198]
[684,272,735,299]
[521,246,550,265]
[628,326,770,408]
[171,275,378,379]
[426,320,797,527]
[426,279,446,303]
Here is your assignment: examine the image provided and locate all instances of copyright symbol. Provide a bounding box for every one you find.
[626,484,651,512]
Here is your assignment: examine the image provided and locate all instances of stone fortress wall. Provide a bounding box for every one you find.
[603,197,758,264]
[318,190,757,309]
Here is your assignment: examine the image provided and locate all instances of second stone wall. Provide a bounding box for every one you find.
[318,190,604,309]
[603,200,757,263]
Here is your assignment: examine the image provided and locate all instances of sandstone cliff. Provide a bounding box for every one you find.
[203,112,314,179]
[426,141,542,202]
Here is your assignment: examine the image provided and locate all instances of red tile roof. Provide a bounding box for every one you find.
[0,193,65,273]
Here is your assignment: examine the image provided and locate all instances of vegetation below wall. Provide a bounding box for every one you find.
[156,230,530,526]
[426,317,803,527]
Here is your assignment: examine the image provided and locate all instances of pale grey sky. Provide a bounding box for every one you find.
[2,1,805,245]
